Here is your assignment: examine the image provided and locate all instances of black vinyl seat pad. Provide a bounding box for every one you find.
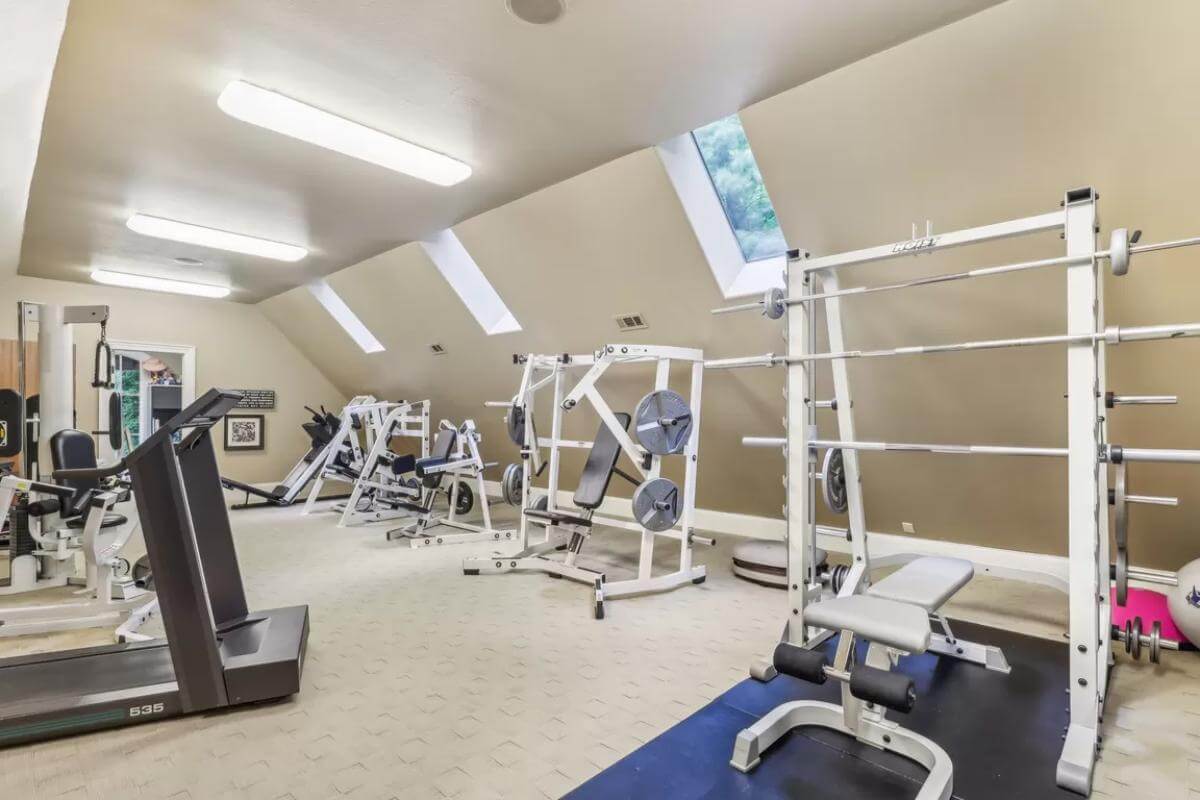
[65,512,128,530]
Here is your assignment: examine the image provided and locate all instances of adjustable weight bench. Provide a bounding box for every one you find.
[731,556,997,800]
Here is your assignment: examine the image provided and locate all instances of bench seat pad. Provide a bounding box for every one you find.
[805,595,931,654]
[867,556,974,612]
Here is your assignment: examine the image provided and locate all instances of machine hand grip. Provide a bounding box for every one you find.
[53,460,128,482]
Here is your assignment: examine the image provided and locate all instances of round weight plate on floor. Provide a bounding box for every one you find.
[454,482,474,515]
[506,404,525,446]
[632,477,681,532]
[633,390,694,455]
[822,448,848,514]
[501,463,522,506]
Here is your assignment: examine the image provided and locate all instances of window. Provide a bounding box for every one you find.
[306,279,386,353]
[691,115,786,262]
[419,229,522,336]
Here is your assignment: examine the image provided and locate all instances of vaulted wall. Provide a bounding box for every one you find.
[262,0,1200,570]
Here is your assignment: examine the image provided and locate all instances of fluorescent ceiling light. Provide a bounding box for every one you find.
[91,269,231,299]
[218,80,472,187]
[306,280,385,354]
[126,213,307,262]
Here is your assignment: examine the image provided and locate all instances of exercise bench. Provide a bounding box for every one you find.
[731,556,1000,800]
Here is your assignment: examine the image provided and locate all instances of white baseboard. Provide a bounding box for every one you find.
[482,479,1076,592]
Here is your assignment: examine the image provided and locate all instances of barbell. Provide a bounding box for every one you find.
[705,321,1200,372]
[712,230,1200,319]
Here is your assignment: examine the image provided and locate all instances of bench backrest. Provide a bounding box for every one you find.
[573,413,631,510]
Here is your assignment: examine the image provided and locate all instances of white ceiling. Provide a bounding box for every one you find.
[19,0,998,302]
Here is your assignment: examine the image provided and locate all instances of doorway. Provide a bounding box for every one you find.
[97,341,196,465]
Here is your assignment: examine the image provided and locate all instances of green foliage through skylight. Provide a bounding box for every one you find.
[691,114,786,261]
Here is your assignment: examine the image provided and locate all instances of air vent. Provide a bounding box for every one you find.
[430,343,447,355]
[615,313,648,332]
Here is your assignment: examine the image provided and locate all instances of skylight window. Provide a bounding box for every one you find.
[419,230,522,336]
[691,115,786,262]
[306,279,385,354]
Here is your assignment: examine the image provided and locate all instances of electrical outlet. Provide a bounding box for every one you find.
[901,521,916,534]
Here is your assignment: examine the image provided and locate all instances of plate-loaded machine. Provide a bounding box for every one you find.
[387,419,510,548]
[467,345,712,619]
[220,404,343,509]
[0,389,309,746]
[302,397,432,527]
[708,188,1200,797]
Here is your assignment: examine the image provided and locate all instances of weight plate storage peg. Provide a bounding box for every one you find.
[632,477,682,532]
[822,448,848,514]
[633,390,694,455]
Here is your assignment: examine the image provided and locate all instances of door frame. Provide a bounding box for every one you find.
[98,340,196,463]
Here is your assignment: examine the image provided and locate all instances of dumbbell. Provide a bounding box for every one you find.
[1111,616,1180,664]
[773,642,916,713]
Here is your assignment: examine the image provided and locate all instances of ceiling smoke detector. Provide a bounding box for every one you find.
[506,0,566,25]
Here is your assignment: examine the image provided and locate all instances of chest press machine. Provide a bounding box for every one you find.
[708,188,1200,797]
[466,345,712,620]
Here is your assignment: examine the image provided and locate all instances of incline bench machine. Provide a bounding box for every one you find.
[220,404,342,509]
[467,345,712,619]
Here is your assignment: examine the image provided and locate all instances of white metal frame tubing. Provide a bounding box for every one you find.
[463,344,707,618]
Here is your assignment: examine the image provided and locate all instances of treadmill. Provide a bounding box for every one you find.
[0,388,309,747]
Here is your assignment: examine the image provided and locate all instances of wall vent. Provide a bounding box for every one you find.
[430,343,447,355]
[615,313,648,332]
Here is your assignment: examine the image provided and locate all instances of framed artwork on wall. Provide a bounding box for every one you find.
[224,414,266,452]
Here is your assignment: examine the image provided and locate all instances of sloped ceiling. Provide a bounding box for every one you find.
[20,0,997,300]
[267,0,1200,570]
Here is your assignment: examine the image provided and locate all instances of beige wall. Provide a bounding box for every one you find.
[1,273,346,484]
[262,0,1200,570]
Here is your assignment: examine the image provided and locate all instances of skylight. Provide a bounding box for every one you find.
[691,115,786,262]
[419,230,522,336]
[306,279,385,353]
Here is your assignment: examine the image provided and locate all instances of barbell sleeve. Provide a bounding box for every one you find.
[1110,395,1178,405]
[1124,493,1179,506]
[742,436,786,449]
[704,354,783,370]
[483,400,512,408]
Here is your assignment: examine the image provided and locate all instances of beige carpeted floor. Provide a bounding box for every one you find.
[0,496,1196,799]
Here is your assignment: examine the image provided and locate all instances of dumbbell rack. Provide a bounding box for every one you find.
[708,187,1200,795]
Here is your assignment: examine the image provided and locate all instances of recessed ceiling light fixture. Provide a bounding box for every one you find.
[217,80,472,187]
[91,269,231,299]
[506,0,566,24]
[127,213,307,262]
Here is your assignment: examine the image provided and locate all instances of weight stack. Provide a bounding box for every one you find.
[10,501,36,558]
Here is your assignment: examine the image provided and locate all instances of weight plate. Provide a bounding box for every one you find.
[454,482,474,515]
[532,494,549,512]
[1114,462,1129,607]
[506,404,526,446]
[763,287,786,320]
[633,390,694,456]
[1110,228,1130,277]
[501,463,522,506]
[632,477,682,532]
[822,448,848,514]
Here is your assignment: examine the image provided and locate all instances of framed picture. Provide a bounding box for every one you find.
[224,414,266,452]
